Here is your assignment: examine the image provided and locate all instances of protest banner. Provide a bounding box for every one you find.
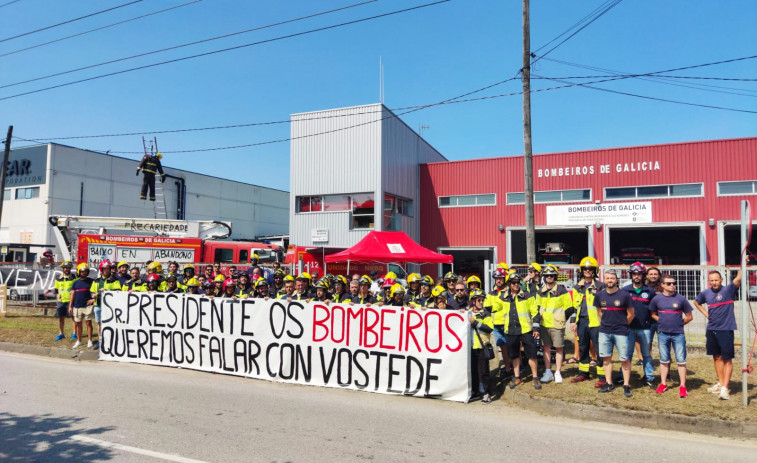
[99,292,471,402]
[0,266,60,290]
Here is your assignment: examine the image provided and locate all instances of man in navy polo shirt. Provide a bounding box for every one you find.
[693,270,742,400]
[593,270,634,397]
[618,262,656,388]
[650,274,694,398]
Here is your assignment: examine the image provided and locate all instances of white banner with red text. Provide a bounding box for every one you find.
[98,292,471,402]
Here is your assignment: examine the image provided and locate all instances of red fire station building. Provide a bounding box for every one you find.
[420,137,757,274]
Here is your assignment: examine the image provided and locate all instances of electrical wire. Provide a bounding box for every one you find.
[21,55,755,141]
[533,72,757,114]
[531,0,625,65]
[0,0,22,9]
[0,0,380,89]
[0,0,205,59]
[534,74,757,83]
[0,0,451,101]
[532,0,617,55]
[0,0,144,44]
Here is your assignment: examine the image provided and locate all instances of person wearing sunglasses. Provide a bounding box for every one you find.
[650,275,694,398]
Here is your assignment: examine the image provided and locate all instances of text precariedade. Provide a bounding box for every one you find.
[99,292,471,402]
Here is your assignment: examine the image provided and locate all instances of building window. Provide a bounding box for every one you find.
[3,189,10,201]
[352,193,374,229]
[604,183,702,200]
[15,187,39,200]
[439,193,496,208]
[718,180,757,196]
[297,194,352,213]
[506,189,591,205]
[382,194,413,231]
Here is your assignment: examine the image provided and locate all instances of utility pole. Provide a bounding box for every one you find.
[522,0,536,264]
[0,126,13,228]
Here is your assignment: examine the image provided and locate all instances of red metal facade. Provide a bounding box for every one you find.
[419,137,757,265]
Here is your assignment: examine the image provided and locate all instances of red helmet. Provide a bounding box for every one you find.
[629,262,647,274]
[492,268,507,279]
[147,273,161,283]
[99,259,113,271]
[382,278,395,288]
[223,278,236,290]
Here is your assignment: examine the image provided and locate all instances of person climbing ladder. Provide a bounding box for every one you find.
[136,151,165,201]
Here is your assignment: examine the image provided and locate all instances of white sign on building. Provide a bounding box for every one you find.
[311,228,329,243]
[546,202,652,226]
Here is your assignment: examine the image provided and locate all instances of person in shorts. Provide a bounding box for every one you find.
[650,274,694,398]
[69,263,95,349]
[693,270,741,400]
[536,264,573,384]
[54,261,77,342]
[593,271,634,397]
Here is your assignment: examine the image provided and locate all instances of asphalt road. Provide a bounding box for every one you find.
[1,351,756,462]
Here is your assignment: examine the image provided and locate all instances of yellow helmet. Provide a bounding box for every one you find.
[60,260,73,268]
[296,272,311,282]
[147,261,163,274]
[542,264,559,276]
[186,278,199,287]
[117,260,129,269]
[497,262,509,271]
[251,253,260,260]
[385,271,397,280]
[77,263,90,274]
[431,285,448,299]
[579,256,599,269]
[407,273,421,283]
[214,274,226,283]
[528,262,543,273]
[283,275,295,282]
[390,283,405,298]
[466,275,482,287]
[155,152,163,160]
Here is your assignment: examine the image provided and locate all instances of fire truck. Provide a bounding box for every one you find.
[50,216,283,268]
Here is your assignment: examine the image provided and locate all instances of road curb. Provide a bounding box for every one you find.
[0,342,99,362]
[500,386,757,439]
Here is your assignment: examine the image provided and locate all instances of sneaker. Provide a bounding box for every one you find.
[554,371,563,383]
[623,385,633,398]
[510,377,522,389]
[54,333,64,342]
[655,384,669,394]
[87,340,93,348]
[679,386,688,398]
[71,333,78,341]
[719,388,730,400]
[92,341,99,350]
[72,341,82,349]
[482,393,491,404]
[570,374,589,383]
[645,379,656,389]
[540,370,554,383]
[534,379,542,390]
[707,382,721,394]
[634,359,643,366]
[594,379,608,389]
[599,384,615,393]
[613,376,625,386]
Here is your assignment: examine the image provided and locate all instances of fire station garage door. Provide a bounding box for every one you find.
[509,229,588,265]
[439,248,494,279]
[608,226,701,265]
[722,223,757,265]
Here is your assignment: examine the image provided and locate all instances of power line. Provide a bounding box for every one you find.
[0,0,451,101]
[532,0,615,54]
[18,69,756,155]
[531,0,625,65]
[539,56,757,96]
[21,55,755,141]
[534,74,757,82]
[533,73,757,114]
[0,0,379,88]
[0,0,204,59]
[0,0,23,9]
[0,0,144,44]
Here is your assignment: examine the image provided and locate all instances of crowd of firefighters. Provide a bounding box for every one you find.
[53,256,742,404]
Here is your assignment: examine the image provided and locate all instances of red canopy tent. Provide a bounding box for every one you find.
[324,232,452,272]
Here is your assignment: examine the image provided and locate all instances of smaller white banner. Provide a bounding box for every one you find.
[88,244,116,265]
[387,244,405,253]
[546,201,652,226]
[311,229,328,243]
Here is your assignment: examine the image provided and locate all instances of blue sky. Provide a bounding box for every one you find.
[2,0,755,192]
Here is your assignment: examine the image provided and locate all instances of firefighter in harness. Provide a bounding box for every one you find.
[136,151,166,201]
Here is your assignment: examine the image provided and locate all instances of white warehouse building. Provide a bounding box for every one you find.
[289,103,446,248]
[1,143,289,263]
